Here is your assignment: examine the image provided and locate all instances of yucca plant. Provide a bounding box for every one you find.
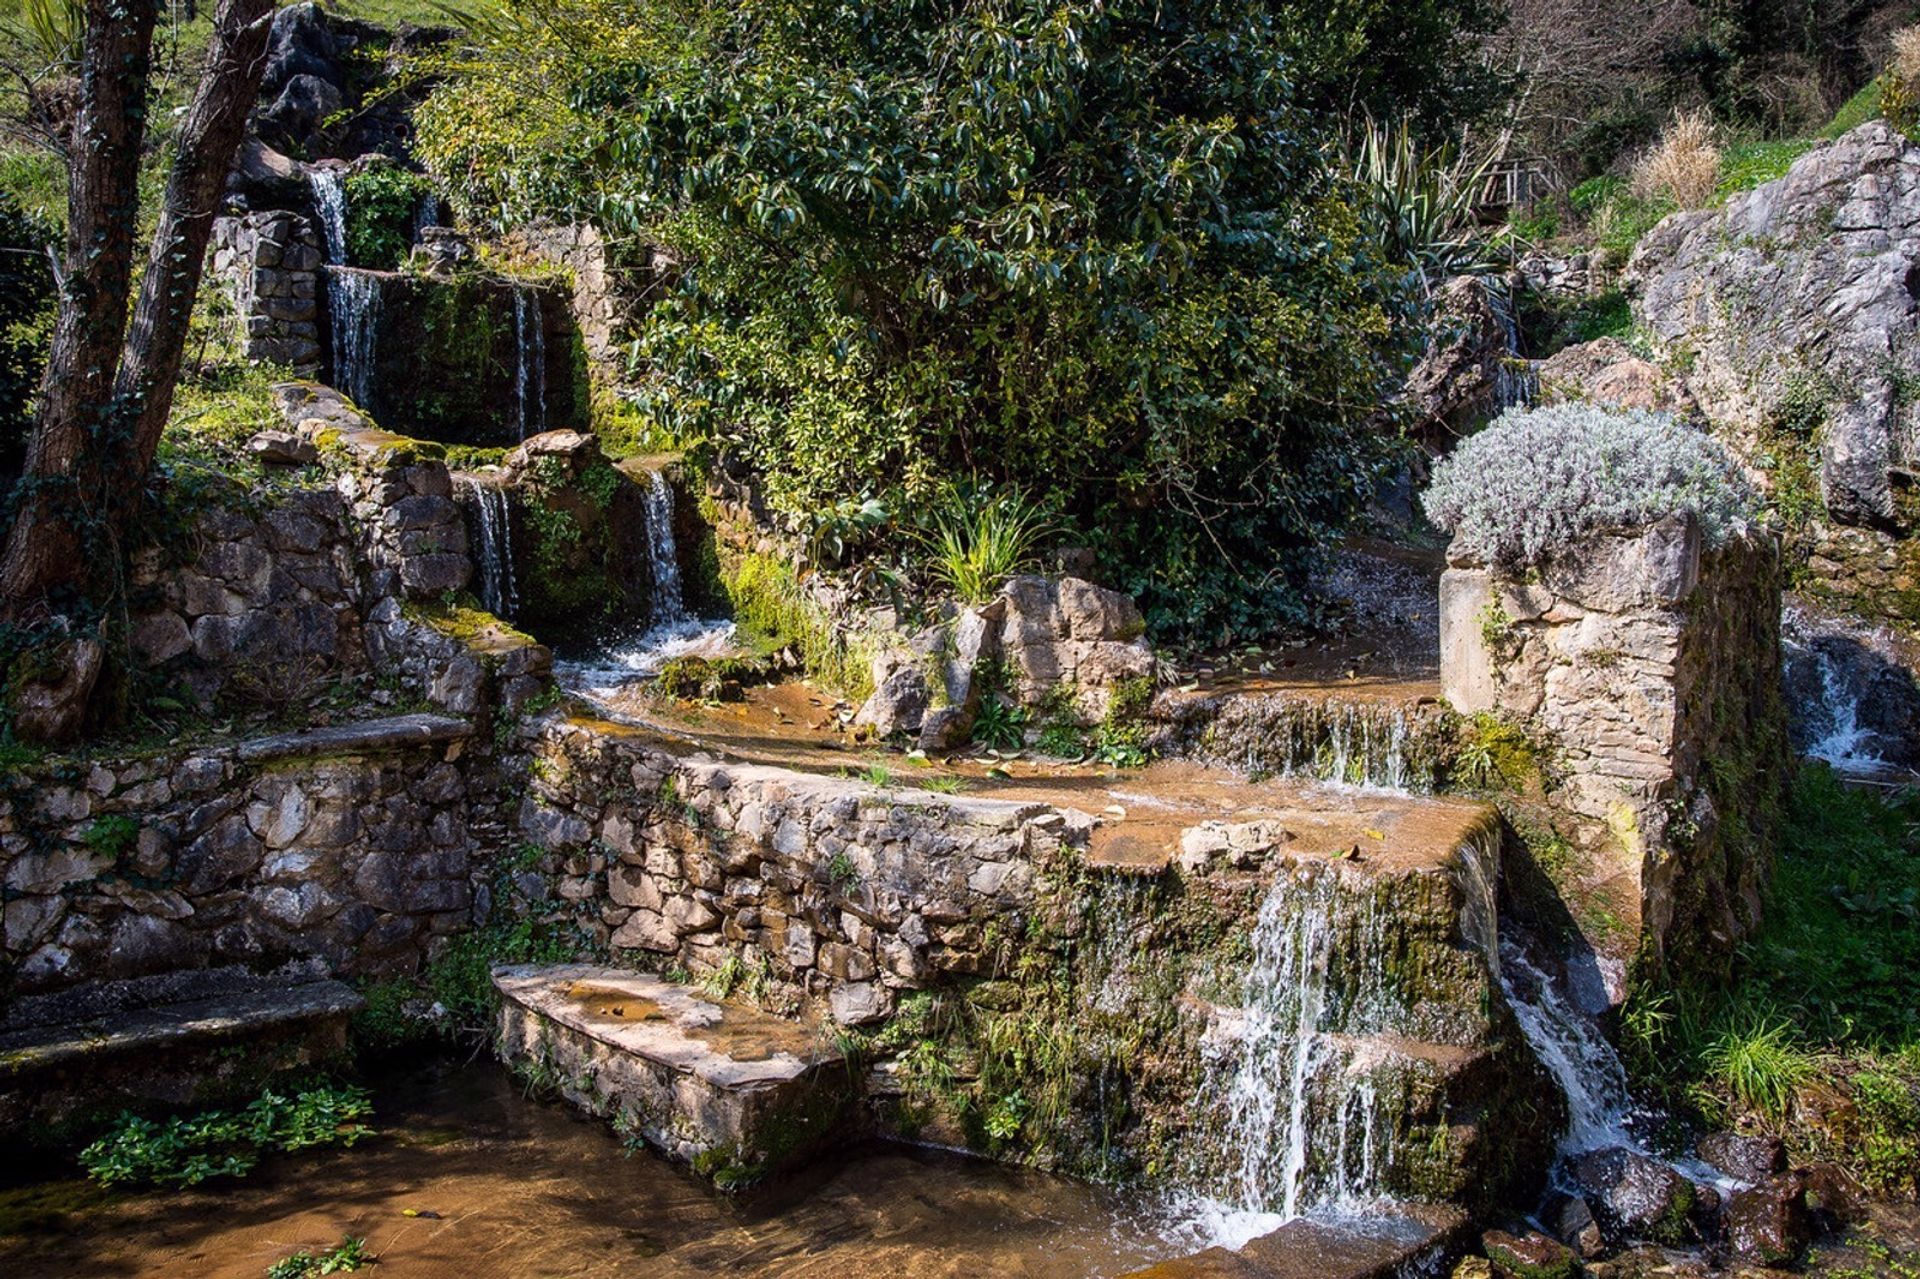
[4,0,84,71]
[920,486,1052,604]
[1349,115,1502,287]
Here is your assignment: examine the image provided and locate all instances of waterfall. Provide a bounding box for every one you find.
[641,469,686,626]
[514,287,548,439]
[1497,941,1637,1158]
[308,169,380,409]
[463,479,519,619]
[308,168,347,267]
[1487,282,1538,412]
[1184,865,1399,1247]
[328,268,381,410]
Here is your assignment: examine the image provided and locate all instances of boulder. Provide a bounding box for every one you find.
[1397,274,1523,445]
[246,429,319,466]
[1482,1229,1579,1279]
[1695,1130,1785,1183]
[1537,337,1694,415]
[1546,1192,1607,1259]
[1720,1173,1812,1267]
[1570,1147,1699,1246]
[1628,122,1920,528]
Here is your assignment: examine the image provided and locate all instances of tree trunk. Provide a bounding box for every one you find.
[0,0,159,622]
[113,0,277,491]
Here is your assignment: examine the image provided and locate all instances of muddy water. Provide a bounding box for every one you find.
[0,1061,1181,1279]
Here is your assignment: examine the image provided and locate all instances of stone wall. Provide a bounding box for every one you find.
[208,211,324,375]
[124,383,483,706]
[1440,517,1789,990]
[511,713,1555,1206]
[1,716,484,996]
[332,269,590,445]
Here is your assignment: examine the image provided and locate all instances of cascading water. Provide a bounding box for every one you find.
[1487,283,1539,413]
[555,468,735,699]
[308,168,347,266]
[309,169,379,408]
[1180,866,1398,1247]
[328,269,381,409]
[1497,940,1637,1159]
[1779,603,1917,781]
[641,469,685,626]
[514,287,548,439]
[463,479,519,619]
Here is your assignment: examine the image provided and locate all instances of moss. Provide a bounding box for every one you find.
[1485,1237,1578,1279]
[723,551,877,701]
[402,599,540,654]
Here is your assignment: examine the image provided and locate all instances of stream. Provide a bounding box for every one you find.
[0,1060,1187,1279]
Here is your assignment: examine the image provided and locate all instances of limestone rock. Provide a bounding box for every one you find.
[1397,274,1521,444]
[1628,122,1920,527]
[1538,337,1693,415]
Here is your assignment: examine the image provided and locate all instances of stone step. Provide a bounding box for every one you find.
[492,963,858,1186]
[0,966,362,1131]
[1123,1207,1468,1279]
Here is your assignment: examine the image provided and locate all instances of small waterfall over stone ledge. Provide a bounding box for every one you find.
[463,479,519,619]
[1178,820,1506,1248]
[307,169,380,409]
[641,469,686,626]
[514,286,548,439]
[556,467,734,696]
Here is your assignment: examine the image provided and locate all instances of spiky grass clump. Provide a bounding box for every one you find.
[1422,405,1759,566]
[1631,109,1721,210]
[921,488,1052,604]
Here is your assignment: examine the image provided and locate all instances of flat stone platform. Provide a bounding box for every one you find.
[493,964,859,1185]
[0,966,361,1130]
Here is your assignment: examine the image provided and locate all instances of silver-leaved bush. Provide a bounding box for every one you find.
[1422,404,1760,565]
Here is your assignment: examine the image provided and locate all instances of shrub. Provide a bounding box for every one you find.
[1422,405,1760,565]
[1630,110,1721,210]
[1895,26,1920,87]
[343,164,435,271]
[0,190,55,480]
[418,0,1420,640]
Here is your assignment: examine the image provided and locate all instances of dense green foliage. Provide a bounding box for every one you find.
[421,0,1435,637]
[0,190,54,483]
[1628,768,1920,1192]
[343,164,436,270]
[79,1084,374,1188]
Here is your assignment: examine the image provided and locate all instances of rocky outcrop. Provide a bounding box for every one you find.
[1536,337,1695,416]
[1628,122,1920,529]
[1442,517,1789,988]
[1398,275,1528,445]
[853,574,1154,749]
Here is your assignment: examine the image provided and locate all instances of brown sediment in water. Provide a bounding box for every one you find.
[0,1061,1180,1279]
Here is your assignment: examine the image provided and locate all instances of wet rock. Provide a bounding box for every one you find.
[1483,1229,1579,1279]
[1547,1192,1607,1259]
[1571,1147,1699,1245]
[1799,1162,1867,1232]
[1695,1131,1785,1183]
[1720,1173,1812,1267]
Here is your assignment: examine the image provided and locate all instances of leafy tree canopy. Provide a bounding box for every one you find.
[420,0,1476,636]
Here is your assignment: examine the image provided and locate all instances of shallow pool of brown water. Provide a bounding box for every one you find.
[0,1059,1183,1278]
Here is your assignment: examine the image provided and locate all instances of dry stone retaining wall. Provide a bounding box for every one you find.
[1,716,484,995]
[209,210,324,374]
